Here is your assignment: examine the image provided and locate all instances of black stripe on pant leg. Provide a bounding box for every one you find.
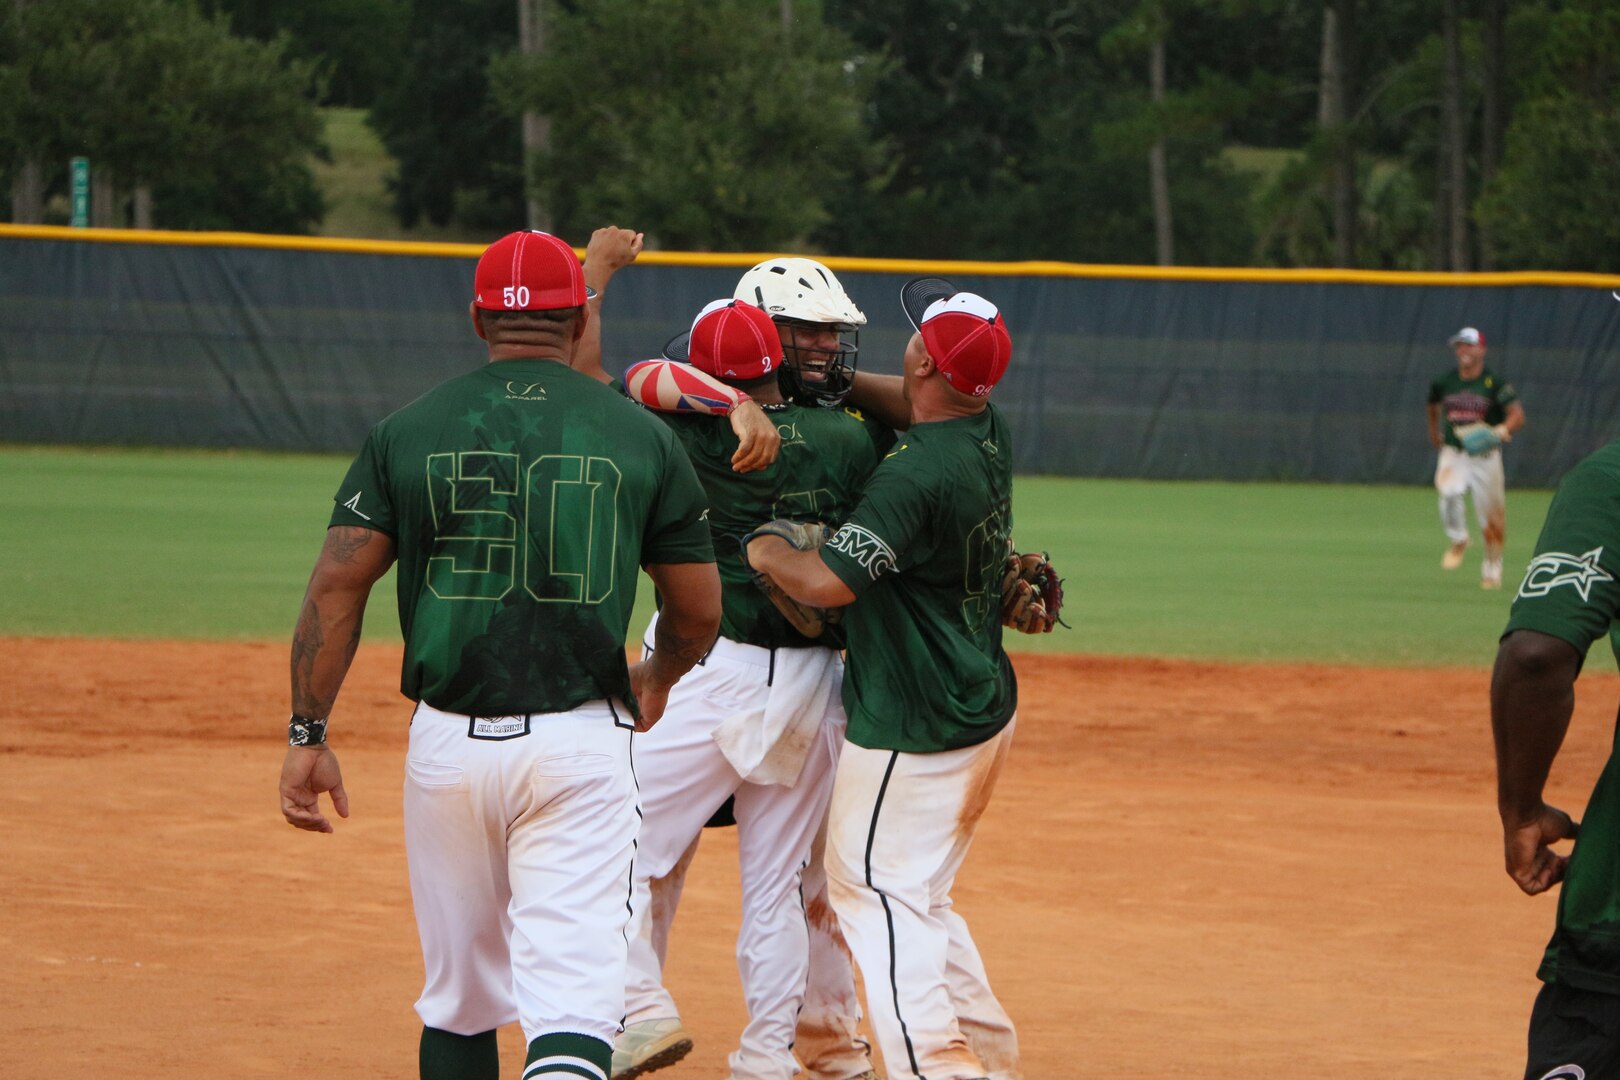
[864,751,924,1079]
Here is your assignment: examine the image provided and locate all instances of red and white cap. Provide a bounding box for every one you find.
[474,230,594,311]
[1448,326,1486,347]
[663,299,783,382]
[900,277,1013,397]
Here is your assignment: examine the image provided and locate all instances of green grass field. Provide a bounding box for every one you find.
[0,446,1545,667]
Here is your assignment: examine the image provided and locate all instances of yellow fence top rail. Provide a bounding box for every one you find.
[6,222,1620,289]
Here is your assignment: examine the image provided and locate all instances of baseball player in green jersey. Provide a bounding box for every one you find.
[1494,436,1620,1080]
[747,278,1023,1080]
[612,272,892,1080]
[276,229,722,1080]
[1427,326,1527,588]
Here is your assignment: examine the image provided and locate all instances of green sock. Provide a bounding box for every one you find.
[419,1026,498,1080]
[522,1031,611,1078]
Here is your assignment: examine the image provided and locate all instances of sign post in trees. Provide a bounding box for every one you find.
[70,157,89,228]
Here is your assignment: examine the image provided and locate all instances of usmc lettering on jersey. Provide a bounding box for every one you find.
[1518,547,1614,601]
[828,524,896,581]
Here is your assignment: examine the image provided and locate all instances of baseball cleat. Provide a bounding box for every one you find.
[1482,576,1503,589]
[1441,540,1469,570]
[611,1018,693,1079]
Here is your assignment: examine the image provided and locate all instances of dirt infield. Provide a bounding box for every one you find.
[4,638,1614,1078]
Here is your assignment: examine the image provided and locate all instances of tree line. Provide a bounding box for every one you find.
[3,0,1616,271]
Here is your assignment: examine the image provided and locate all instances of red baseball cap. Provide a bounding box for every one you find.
[473,230,595,311]
[900,277,1012,397]
[663,299,783,381]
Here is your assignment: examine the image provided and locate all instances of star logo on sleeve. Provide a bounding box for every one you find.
[1518,548,1615,601]
[459,407,487,431]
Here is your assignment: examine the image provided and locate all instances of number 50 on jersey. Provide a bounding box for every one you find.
[426,451,621,604]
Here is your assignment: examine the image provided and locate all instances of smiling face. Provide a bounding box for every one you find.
[1454,341,1486,379]
[774,318,859,407]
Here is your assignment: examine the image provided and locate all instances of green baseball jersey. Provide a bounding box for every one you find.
[820,404,1018,753]
[330,358,713,719]
[1502,438,1620,993]
[659,403,893,649]
[1427,367,1519,449]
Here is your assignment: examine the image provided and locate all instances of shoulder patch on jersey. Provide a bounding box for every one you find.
[1518,548,1614,601]
[885,443,909,459]
[842,406,866,421]
[827,524,897,581]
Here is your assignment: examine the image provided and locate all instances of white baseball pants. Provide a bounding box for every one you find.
[1435,445,1507,576]
[625,633,847,1080]
[826,720,1023,1080]
[405,699,637,1050]
[633,817,874,1080]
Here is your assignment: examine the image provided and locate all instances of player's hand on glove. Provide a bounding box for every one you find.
[743,520,839,638]
[1455,422,1505,456]
[280,745,349,833]
[1000,549,1066,634]
[1503,802,1579,896]
[729,400,781,474]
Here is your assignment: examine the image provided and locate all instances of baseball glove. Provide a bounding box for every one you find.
[1001,549,1066,634]
[1455,422,1505,455]
[742,519,839,638]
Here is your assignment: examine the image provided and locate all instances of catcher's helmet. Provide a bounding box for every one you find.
[734,257,865,408]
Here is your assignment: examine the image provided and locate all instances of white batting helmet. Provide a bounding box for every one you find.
[733,257,867,328]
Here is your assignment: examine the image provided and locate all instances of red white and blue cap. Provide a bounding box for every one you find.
[900,277,1013,397]
[663,298,783,382]
[474,230,594,311]
[1448,326,1486,347]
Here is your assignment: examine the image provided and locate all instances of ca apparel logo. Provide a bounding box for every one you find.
[342,492,372,521]
[1536,1066,1585,1080]
[1518,548,1613,601]
[505,380,547,401]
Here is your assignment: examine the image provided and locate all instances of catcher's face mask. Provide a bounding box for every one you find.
[776,318,858,408]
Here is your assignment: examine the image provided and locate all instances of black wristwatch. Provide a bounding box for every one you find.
[288,714,329,747]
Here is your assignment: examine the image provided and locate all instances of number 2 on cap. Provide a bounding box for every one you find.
[503,285,530,307]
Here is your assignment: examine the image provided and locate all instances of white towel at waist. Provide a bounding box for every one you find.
[711,644,841,787]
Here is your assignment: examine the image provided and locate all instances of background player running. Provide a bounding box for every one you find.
[1427,325,1526,589]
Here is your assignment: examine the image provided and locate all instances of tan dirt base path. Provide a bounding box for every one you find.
[3,638,1614,1078]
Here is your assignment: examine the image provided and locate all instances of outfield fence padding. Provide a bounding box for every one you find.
[4,227,1620,486]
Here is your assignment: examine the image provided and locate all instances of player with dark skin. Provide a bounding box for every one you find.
[1493,631,1582,897]
[278,229,722,1080]
[1491,435,1620,1080]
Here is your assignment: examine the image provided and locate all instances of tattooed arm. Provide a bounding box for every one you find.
[280,525,397,833]
[630,561,721,732]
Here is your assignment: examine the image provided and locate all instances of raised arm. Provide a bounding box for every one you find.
[1491,628,1582,894]
[632,561,722,730]
[574,226,645,384]
[280,525,397,833]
